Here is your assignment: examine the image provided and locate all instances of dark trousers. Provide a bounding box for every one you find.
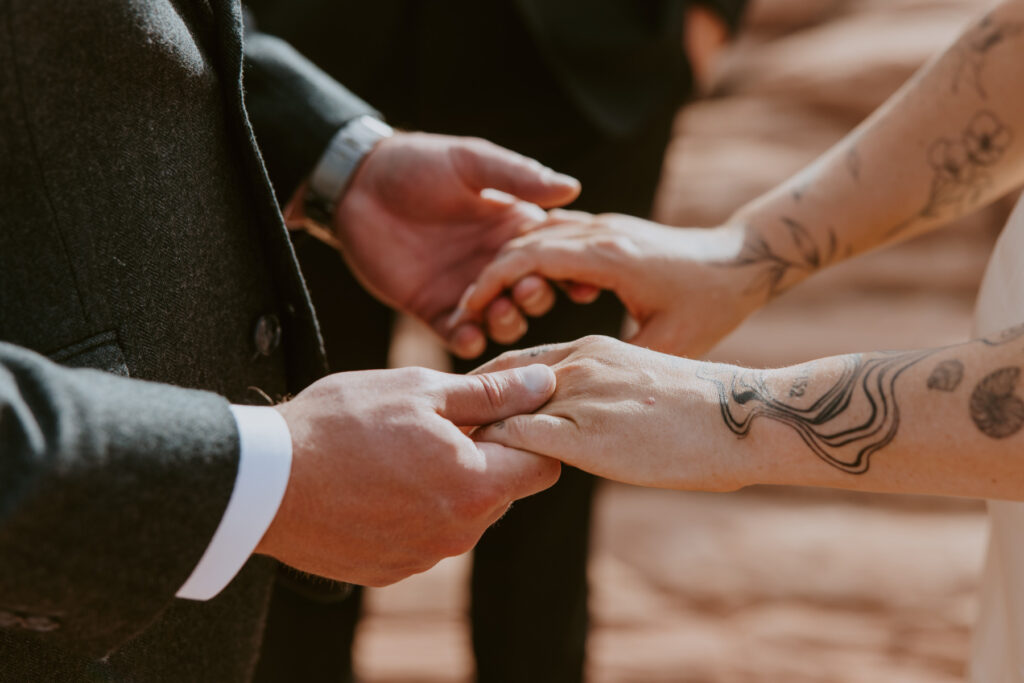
[249,3,685,680]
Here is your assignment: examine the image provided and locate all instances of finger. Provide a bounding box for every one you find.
[546,209,594,224]
[478,190,548,227]
[520,211,598,235]
[436,364,556,426]
[474,413,569,463]
[444,322,487,360]
[485,296,529,345]
[462,241,616,318]
[470,341,578,375]
[475,441,561,504]
[565,282,602,304]
[511,276,556,317]
[452,139,581,208]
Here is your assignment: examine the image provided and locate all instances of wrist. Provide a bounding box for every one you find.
[727,217,823,304]
[671,359,760,492]
[305,115,394,228]
[254,404,298,559]
[702,222,772,317]
[688,360,787,491]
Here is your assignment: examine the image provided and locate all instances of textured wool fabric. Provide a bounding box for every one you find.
[0,0,371,679]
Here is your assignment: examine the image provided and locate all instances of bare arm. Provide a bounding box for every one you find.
[459,0,1024,355]
[474,329,1024,501]
[728,0,1024,299]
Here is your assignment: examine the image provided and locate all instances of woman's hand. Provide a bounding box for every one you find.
[472,336,753,492]
[454,212,763,358]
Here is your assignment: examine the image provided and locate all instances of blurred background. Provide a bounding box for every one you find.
[370,0,1016,680]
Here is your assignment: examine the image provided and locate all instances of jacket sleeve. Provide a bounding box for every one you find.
[0,342,240,657]
[242,20,380,202]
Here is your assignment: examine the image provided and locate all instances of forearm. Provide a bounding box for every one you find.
[722,0,1024,300]
[699,324,1024,500]
[0,343,239,654]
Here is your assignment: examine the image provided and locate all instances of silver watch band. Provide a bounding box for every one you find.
[308,115,394,219]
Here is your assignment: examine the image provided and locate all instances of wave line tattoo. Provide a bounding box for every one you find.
[698,351,933,474]
[887,110,1013,237]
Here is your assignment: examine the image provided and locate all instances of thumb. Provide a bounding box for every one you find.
[437,364,556,427]
[453,140,581,208]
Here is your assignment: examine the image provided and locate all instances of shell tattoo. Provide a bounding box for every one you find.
[969,367,1024,439]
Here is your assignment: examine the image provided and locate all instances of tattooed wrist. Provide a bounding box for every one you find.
[720,220,843,300]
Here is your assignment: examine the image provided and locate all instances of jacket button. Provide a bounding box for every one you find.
[253,314,282,357]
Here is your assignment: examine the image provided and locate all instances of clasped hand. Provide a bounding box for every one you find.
[470,336,750,494]
[453,211,760,358]
[329,132,582,358]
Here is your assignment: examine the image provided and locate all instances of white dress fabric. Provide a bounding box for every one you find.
[969,193,1024,682]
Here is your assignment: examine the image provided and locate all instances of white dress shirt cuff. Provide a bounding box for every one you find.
[176,405,293,601]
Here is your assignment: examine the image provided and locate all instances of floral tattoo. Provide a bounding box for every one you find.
[888,110,1012,237]
[729,218,840,298]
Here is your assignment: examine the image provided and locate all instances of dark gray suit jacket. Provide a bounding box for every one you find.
[0,0,372,679]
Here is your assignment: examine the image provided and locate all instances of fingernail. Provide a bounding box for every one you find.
[480,188,515,205]
[447,306,468,331]
[520,202,546,223]
[545,169,580,187]
[522,288,543,307]
[457,285,477,313]
[517,364,554,393]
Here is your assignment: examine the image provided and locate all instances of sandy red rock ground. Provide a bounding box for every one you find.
[362,1,1017,680]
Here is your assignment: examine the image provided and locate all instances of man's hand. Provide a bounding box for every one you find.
[256,363,560,587]
[332,133,580,359]
[455,212,763,358]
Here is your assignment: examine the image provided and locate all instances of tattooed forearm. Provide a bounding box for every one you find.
[953,12,1024,99]
[727,218,840,298]
[699,351,933,474]
[887,110,1013,237]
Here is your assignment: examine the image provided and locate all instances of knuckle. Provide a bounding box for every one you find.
[472,372,508,409]
[578,334,614,349]
[594,235,638,259]
[504,234,538,255]
[398,365,435,386]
